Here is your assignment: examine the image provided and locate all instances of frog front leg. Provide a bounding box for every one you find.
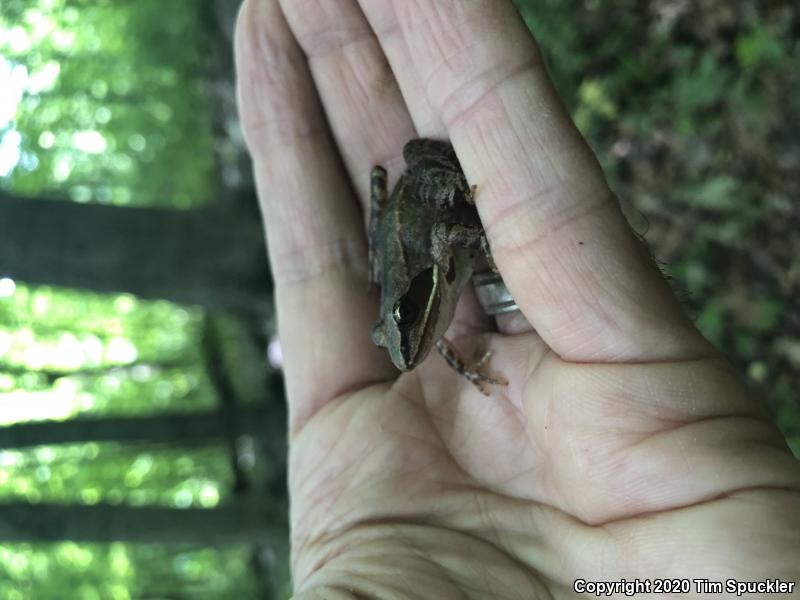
[368,165,388,285]
[431,223,498,273]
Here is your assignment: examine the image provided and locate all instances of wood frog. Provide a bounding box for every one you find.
[368,138,506,394]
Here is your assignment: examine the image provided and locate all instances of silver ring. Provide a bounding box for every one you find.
[472,271,519,316]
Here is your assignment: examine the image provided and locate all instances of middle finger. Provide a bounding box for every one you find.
[279,0,494,334]
[279,0,416,203]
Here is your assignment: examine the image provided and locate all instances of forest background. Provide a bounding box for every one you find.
[0,0,797,598]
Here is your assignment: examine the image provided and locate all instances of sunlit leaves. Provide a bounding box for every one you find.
[0,0,278,596]
[0,543,262,600]
[0,0,215,207]
[0,283,214,420]
[0,443,231,508]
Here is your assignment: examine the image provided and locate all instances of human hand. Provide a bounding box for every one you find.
[234,0,800,596]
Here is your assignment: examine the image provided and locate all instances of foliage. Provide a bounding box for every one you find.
[0,543,262,600]
[0,442,232,508]
[0,0,273,596]
[0,0,216,207]
[0,282,261,595]
[0,284,212,421]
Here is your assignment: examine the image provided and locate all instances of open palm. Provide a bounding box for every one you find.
[234,0,800,596]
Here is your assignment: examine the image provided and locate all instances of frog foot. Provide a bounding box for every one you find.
[436,338,508,396]
[467,183,479,205]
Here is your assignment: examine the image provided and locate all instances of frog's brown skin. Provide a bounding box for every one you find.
[368,138,505,393]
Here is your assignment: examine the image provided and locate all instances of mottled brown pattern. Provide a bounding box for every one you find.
[368,138,504,392]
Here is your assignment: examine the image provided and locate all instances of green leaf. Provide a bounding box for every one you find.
[574,79,617,133]
[736,27,785,70]
[686,175,740,210]
[753,299,782,332]
[696,300,726,345]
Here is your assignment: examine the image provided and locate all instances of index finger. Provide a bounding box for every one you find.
[234,0,398,433]
[392,0,712,362]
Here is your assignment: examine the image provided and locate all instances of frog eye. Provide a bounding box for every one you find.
[393,297,419,326]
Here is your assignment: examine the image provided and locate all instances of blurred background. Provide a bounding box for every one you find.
[0,0,797,598]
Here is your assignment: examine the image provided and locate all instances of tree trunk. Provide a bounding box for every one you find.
[0,191,270,314]
[0,501,286,544]
[0,407,271,448]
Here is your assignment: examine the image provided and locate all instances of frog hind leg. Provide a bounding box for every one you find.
[368,165,388,285]
[432,222,482,252]
[436,338,508,395]
[430,222,457,275]
[431,222,498,273]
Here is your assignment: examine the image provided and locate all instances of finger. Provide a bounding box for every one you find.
[395,0,713,362]
[277,0,416,209]
[235,0,396,433]
[277,0,492,334]
[354,0,445,137]
[350,1,529,336]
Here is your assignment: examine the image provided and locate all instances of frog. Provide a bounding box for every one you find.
[368,138,506,394]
